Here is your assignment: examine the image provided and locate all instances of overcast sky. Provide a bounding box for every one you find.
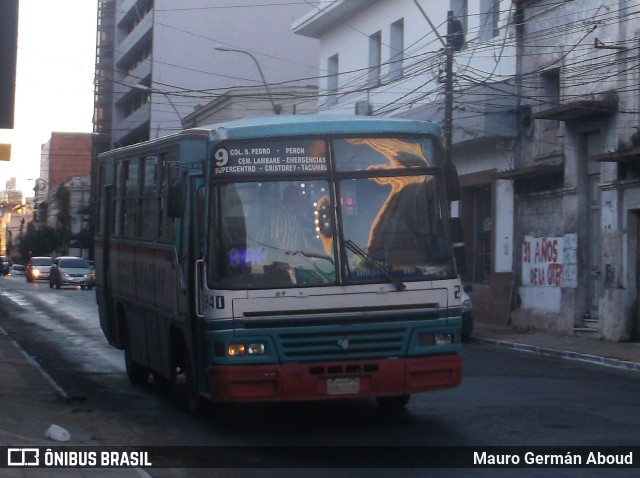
[0,0,97,196]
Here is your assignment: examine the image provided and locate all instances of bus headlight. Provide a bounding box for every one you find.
[247,343,265,355]
[434,333,453,345]
[227,343,266,356]
[227,344,245,356]
[418,333,454,346]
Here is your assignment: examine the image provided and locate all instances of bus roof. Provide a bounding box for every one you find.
[190,115,442,142]
[99,115,442,159]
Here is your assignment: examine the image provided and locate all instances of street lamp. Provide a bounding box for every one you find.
[214,45,280,115]
[132,84,184,127]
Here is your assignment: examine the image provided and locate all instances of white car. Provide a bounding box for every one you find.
[26,256,53,282]
[461,285,473,342]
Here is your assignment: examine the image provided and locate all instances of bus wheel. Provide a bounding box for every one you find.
[376,394,411,411]
[124,339,150,385]
[179,351,206,415]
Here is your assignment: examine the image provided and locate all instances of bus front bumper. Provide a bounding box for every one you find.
[206,355,462,402]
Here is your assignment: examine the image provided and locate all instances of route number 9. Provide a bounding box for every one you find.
[215,148,229,167]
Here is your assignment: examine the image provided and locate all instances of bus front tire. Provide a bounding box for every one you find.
[179,350,206,415]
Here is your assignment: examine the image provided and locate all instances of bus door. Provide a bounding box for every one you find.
[177,175,206,381]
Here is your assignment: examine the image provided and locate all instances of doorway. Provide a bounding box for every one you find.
[583,132,601,328]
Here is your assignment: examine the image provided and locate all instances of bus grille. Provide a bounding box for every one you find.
[276,326,407,361]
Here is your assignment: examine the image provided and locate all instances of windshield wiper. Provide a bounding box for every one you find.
[344,240,406,291]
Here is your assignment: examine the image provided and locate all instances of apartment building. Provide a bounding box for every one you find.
[36,132,93,205]
[93,0,320,151]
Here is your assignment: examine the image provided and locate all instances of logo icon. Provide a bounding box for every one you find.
[8,448,39,467]
[337,338,350,350]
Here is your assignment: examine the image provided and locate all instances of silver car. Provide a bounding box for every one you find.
[49,256,94,290]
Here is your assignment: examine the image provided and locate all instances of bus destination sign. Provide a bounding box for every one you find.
[213,139,328,176]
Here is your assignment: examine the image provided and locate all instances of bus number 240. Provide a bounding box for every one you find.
[205,295,225,310]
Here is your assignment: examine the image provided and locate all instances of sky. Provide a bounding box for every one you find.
[0,0,97,197]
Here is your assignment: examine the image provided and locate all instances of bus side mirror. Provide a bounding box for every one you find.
[444,162,461,202]
[168,178,185,218]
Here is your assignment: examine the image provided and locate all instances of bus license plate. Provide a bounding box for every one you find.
[327,377,360,395]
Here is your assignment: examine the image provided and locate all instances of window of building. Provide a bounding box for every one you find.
[471,185,492,282]
[389,19,404,81]
[479,0,500,42]
[327,54,339,107]
[540,68,560,131]
[450,0,468,46]
[368,31,382,87]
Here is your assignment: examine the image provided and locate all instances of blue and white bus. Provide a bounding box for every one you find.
[94,115,463,411]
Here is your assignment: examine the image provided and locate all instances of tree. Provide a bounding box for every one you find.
[54,185,72,254]
[70,226,93,251]
[17,223,63,260]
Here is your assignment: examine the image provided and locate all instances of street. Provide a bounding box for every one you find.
[0,274,639,477]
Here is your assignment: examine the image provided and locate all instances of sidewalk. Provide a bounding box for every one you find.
[0,324,148,477]
[473,322,640,373]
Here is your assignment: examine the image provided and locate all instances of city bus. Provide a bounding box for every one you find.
[94,115,464,411]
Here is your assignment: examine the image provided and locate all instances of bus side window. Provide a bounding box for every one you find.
[158,153,179,243]
[167,177,184,218]
[140,156,157,240]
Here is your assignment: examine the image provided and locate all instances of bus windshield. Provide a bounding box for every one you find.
[215,180,335,288]
[212,135,454,289]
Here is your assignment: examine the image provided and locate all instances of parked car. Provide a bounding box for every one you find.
[461,285,473,342]
[0,256,10,276]
[11,264,26,276]
[26,257,53,282]
[49,256,94,290]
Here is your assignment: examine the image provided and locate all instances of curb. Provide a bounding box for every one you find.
[474,336,640,373]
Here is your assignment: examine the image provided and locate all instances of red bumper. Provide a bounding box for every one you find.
[207,355,462,402]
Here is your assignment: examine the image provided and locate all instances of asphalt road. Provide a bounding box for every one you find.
[0,274,639,477]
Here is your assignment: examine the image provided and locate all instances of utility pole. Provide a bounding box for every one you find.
[445,10,464,163]
[411,2,462,164]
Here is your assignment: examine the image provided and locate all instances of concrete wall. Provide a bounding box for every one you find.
[513,0,640,340]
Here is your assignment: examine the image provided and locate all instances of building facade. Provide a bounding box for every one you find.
[508,0,640,341]
[182,85,320,127]
[35,132,93,220]
[0,181,30,259]
[93,0,320,150]
[44,176,92,259]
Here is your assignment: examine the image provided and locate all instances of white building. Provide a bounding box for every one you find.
[94,0,321,148]
[182,85,320,127]
[293,0,519,326]
[44,176,91,259]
